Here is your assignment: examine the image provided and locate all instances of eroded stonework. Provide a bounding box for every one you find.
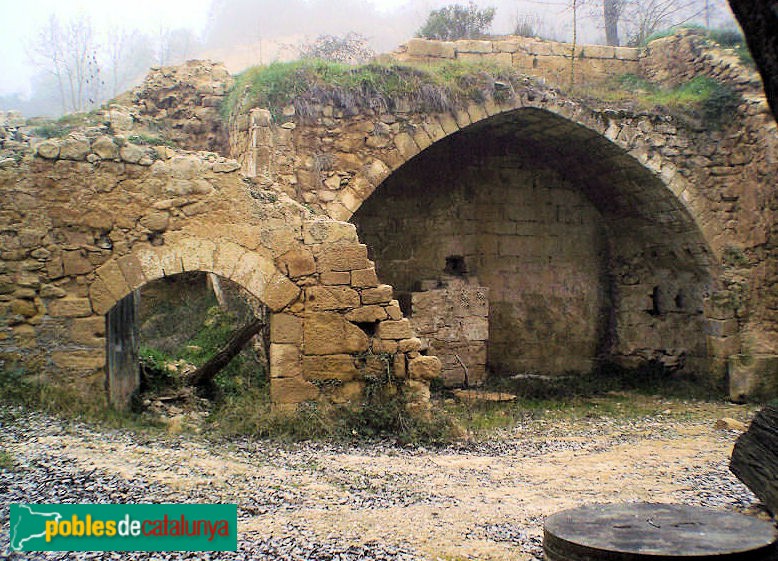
[230,33,777,398]
[0,125,439,410]
[1,30,776,407]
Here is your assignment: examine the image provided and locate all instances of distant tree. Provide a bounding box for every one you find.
[416,2,496,41]
[155,27,202,66]
[603,0,628,45]
[105,28,154,97]
[513,13,544,38]
[28,15,103,113]
[298,32,375,64]
[622,0,704,46]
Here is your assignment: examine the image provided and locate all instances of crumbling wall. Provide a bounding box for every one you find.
[229,33,777,396]
[0,137,439,410]
[411,278,489,387]
[641,30,763,92]
[122,60,233,153]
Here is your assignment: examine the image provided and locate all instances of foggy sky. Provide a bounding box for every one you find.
[1,0,737,104]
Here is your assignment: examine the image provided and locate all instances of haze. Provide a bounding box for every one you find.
[0,0,737,117]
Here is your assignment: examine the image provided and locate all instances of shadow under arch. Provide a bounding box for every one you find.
[351,106,722,386]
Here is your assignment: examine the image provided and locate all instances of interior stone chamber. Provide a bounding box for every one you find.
[352,109,713,385]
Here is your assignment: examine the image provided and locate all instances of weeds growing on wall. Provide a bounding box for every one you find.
[30,112,103,138]
[222,59,522,122]
[644,25,754,68]
[126,133,175,147]
[577,73,741,127]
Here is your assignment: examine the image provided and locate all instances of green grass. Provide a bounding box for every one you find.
[433,359,733,438]
[140,306,266,397]
[0,449,15,470]
[435,389,737,440]
[644,24,707,45]
[127,133,175,147]
[576,73,741,126]
[222,59,520,121]
[0,358,162,432]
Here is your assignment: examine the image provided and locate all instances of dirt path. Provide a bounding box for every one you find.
[1,398,765,560]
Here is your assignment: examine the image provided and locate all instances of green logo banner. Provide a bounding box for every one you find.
[9,504,238,552]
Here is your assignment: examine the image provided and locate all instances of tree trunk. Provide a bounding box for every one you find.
[186,318,264,388]
[207,273,228,310]
[570,0,578,88]
[730,405,778,515]
[604,0,621,46]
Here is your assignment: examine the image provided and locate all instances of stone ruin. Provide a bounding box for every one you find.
[0,29,776,413]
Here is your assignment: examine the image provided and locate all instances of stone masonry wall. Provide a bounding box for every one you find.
[0,135,440,410]
[641,30,763,93]
[411,278,489,387]
[390,36,640,86]
[118,60,233,154]
[353,139,712,379]
[354,152,612,378]
[230,31,777,395]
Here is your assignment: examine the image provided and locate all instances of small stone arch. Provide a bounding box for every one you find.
[89,236,301,407]
[90,236,300,316]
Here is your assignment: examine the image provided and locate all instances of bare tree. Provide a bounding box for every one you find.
[570,0,582,87]
[155,26,203,67]
[622,0,705,46]
[105,28,154,98]
[512,13,545,38]
[29,15,102,113]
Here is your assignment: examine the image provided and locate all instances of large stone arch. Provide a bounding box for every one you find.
[323,99,722,263]
[348,105,721,384]
[235,84,775,388]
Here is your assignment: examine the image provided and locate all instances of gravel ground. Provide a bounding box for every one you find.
[0,400,768,561]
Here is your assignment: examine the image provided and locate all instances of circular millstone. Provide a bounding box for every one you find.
[544,503,778,561]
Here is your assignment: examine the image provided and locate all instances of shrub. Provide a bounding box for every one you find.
[417,2,496,41]
[127,133,174,147]
[298,33,375,65]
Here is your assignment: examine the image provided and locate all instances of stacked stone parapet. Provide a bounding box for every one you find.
[391,36,640,86]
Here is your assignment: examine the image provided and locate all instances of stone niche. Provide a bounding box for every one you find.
[411,274,489,387]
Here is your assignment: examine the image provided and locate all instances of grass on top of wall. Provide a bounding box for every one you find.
[575,73,741,126]
[221,59,523,121]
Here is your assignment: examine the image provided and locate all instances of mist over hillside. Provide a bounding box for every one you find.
[0,0,737,118]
